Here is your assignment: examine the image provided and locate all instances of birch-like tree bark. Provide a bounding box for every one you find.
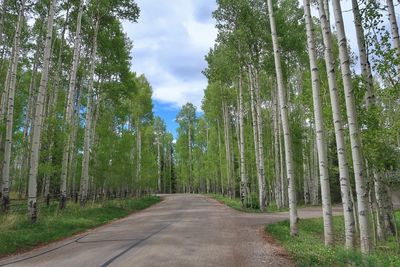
[303,0,333,245]
[2,0,25,211]
[80,11,99,206]
[272,84,282,208]
[60,0,83,209]
[222,99,232,197]
[238,73,249,205]
[188,120,192,193]
[217,119,224,195]
[351,0,375,107]
[0,0,4,50]
[253,68,266,209]
[248,66,266,210]
[331,0,370,253]
[266,0,298,235]
[27,0,56,222]
[317,0,356,249]
[386,0,400,61]
[44,6,69,206]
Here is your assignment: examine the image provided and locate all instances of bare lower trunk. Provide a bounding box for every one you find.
[217,119,224,195]
[238,73,248,205]
[317,0,356,249]
[252,67,266,209]
[80,13,99,207]
[188,123,192,193]
[332,0,370,253]
[136,123,141,182]
[248,66,265,210]
[278,114,287,207]
[304,0,333,245]
[2,0,25,211]
[60,0,84,209]
[273,83,282,209]
[266,0,298,235]
[157,137,161,193]
[27,0,55,222]
[374,170,396,239]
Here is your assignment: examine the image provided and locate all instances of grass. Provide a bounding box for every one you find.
[208,194,289,213]
[0,196,161,257]
[266,212,400,266]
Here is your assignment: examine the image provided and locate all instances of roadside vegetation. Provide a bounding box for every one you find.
[209,194,288,213]
[0,196,161,258]
[266,212,400,266]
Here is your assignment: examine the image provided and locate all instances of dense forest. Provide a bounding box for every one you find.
[0,0,175,222]
[173,0,400,254]
[1,0,400,258]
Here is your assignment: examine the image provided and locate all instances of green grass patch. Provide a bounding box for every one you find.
[208,194,289,213]
[0,196,161,257]
[266,212,400,266]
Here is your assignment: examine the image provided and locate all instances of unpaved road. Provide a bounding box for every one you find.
[0,194,342,267]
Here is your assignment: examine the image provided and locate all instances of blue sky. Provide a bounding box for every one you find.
[123,0,218,137]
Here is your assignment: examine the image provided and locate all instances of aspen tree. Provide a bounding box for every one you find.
[266,0,298,235]
[2,0,25,211]
[28,0,56,222]
[60,0,84,209]
[304,0,333,245]
[332,0,371,253]
[80,5,99,206]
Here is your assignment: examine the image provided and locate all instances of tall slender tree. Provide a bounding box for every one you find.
[332,0,371,253]
[2,0,25,211]
[266,0,298,236]
[60,0,84,209]
[28,0,56,222]
[303,0,333,246]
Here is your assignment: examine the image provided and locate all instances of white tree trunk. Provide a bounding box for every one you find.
[238,73,248,205]
[188,122,192,193]
[2,0,25,211]
[304,0,333,245]
[266,0,298,235]
[80,14,99,206]
[222,95,233,197]
[252,67,267,209]
[273,83,282,208]
[332,0,370,253]
[43,6,69,206]
[157,136,161,193]
[248,66,265,210]
[386,0,400,62]
[317,0,356,249]
[60,0,83,209]
[351,0,375,107]
[27,0,55,221]
[136,122,141,186]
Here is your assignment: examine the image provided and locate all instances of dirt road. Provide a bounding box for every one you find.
[0,194,342,267]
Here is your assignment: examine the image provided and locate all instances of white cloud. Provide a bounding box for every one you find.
[123,0,217,109]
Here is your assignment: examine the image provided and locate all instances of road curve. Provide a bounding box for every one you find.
[0,194,342,267]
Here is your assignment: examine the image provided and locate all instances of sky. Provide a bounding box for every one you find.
[122,0,218,137]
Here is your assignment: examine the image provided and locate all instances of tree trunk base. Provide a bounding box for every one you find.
[46,194,50,208]
[59,195,67,210]
[2,195,10,212]
[28,200,37,223]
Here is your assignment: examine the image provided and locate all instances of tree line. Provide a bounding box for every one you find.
[174,0,400,254]
[0,0,175,222]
